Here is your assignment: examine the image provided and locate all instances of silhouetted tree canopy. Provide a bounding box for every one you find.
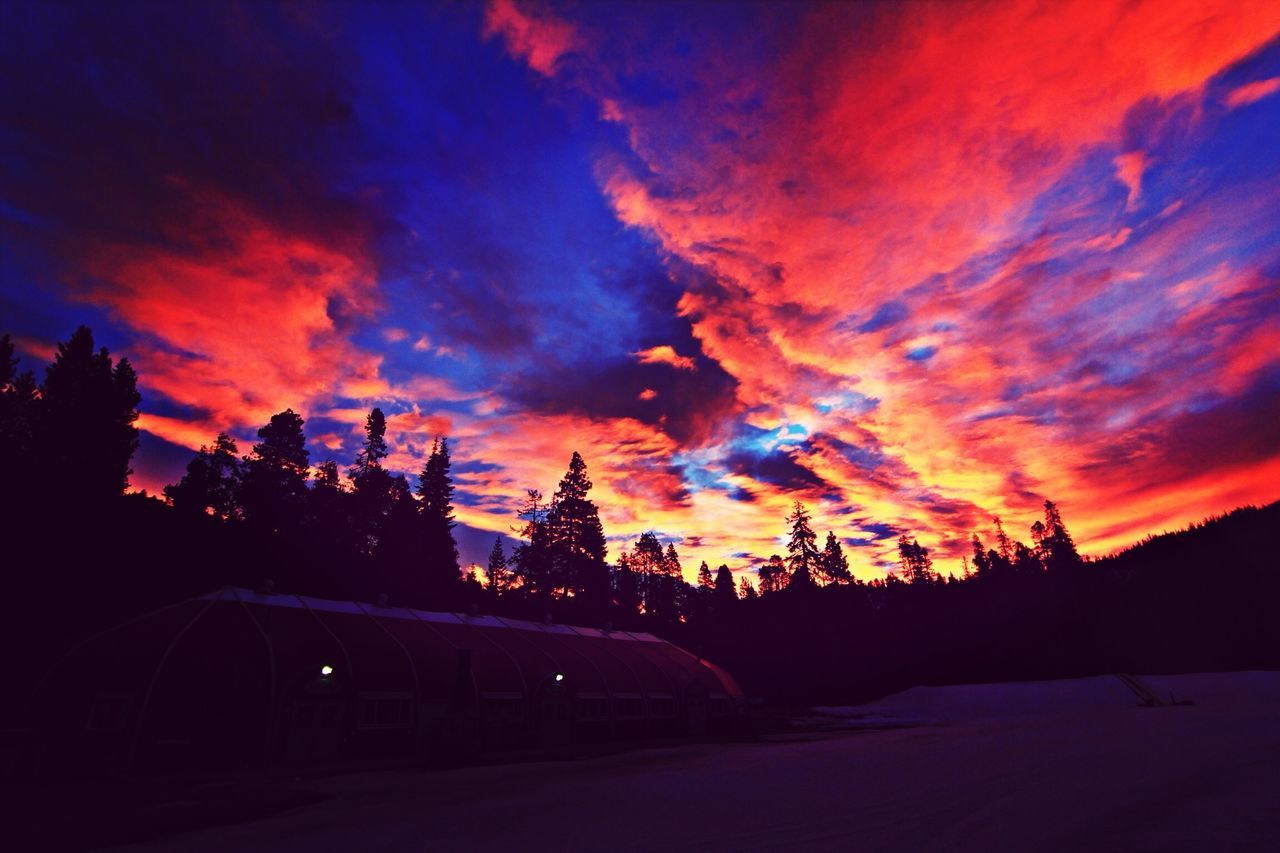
[5,322,1278,710]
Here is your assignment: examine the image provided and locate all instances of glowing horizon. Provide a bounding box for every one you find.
[3,1,1278,581]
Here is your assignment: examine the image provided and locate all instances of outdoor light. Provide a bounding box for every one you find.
[554,673,564,683]
[320,665,334,677]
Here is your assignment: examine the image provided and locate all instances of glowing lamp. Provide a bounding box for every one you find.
[554,673,564,683]
[320,665,334,677]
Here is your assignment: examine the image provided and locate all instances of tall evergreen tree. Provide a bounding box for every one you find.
[240,409,310,534]
[738,575,758,601]
[545,452,609,607]
[164,432,242,520]
[714,563,737,608]
[897,536,934,584]
[697,561,714,591]
[38,326,140,500]
[417,437,460,598]
[758,554,788,594]
[818,531,853,585]
[971,533,991,576]
[350,408,396,557]
[785,501,819,588]
[632,532,675,619]
[512,488,552,598]
[993,516,1013,563]
[350,407,389,481]
[1040,500,1081,571]
[486,537,511,597]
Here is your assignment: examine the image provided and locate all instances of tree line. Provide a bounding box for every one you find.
[3,327,1277,703]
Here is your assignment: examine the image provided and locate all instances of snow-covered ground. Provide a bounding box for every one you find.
[125,671,1280,852]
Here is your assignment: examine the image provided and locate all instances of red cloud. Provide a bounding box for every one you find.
[81,186,385,449]
[483,0,579,77]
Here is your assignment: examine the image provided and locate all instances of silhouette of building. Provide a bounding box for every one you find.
[31,587,744,770]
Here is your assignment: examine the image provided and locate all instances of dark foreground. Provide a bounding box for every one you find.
[73,672,1274,852]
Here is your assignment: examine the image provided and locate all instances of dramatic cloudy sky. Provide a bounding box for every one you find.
[3,0,1279,580]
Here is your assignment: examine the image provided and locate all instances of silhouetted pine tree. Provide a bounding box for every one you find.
[164,432,242,520]
[417,436,460,600]
[38,326,139,501]
[897,535,934,584]
[546,452,609,609]
[633,532,676,620]
[714,563,737,609]
[819,530,852,585]
[758,554,788,594]
[738,575,758,601]
[697,560,714,590]
[350,408,396,557]
[512,488,552,598]
[239,409,310,535]
[993,516,1013,563]
[785,502,819,588]
[1040,500,1081,571]
[971,533,991,576]
[486,537,511,597]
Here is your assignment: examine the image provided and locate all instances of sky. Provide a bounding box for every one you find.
[2,0,1279,581]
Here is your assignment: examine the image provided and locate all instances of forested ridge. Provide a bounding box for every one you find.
[4,327,1277,704]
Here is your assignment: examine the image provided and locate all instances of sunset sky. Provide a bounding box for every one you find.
[3,1,1278,581]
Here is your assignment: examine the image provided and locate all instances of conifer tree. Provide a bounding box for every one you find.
[993,516,1013,562]
[546,452,608,606]
[738,575,758,601]
[417,436,460,596]
[714,563,737,608]
[38,326,140,500]
[240,409,310,534]
[897,536,934,584]
[165,432,241,520]
[785,501,819,588]
[697,561,714,590]
[350,407,388,481]
[512,488,551,597]
[758,554,788,594]
[486,537,511,597]
[819,531,852,585]
[350,408,395,557]
[1041,500,1081,571]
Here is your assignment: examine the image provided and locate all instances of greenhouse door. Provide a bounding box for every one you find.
[535,677,571,748]
[286,699,345,761]
[684,682,708,737]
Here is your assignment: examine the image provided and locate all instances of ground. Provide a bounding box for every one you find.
[90,673,1280,851]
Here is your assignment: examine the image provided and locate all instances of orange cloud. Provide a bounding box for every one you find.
[633,345,696,371]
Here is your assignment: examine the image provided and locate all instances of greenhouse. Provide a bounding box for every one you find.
[32,587,744,769]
